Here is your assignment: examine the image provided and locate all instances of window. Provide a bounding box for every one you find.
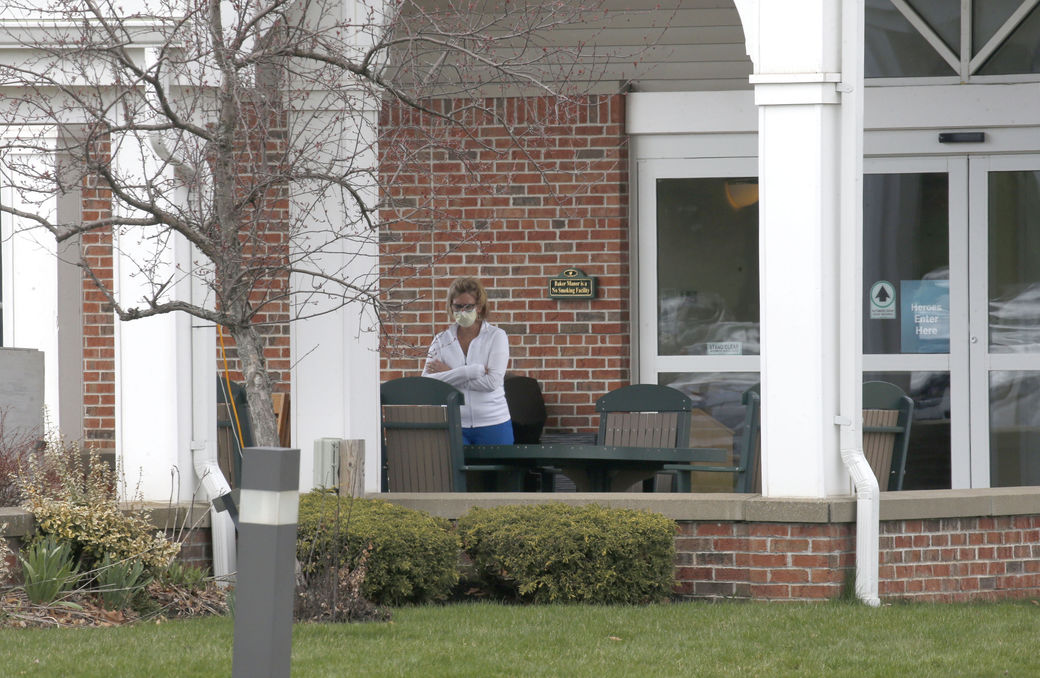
[866,0,1040,80]
[637,159,760,471]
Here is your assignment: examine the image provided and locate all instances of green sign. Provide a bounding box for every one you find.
[548,268,597,300]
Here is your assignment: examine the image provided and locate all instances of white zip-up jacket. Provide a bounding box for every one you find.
[422,321,511,428]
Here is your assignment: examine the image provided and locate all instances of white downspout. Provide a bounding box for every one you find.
[181,165,237,584]
[144,49,236,583]
[837,0,879,607]
[179,162,236,583]
[191,442,237,582]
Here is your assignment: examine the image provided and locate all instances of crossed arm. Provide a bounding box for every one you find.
[422,331,508,392]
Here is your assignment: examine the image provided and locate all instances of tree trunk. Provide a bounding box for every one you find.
[231,324,281,448]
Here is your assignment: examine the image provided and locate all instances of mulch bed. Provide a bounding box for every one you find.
[0,582,230,628]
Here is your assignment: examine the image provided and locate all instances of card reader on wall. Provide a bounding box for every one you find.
[938,132,985,143]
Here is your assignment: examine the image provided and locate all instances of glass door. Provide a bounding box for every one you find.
[865,154,1040,489]
[970,155,1040,487]
[863,156,969,489]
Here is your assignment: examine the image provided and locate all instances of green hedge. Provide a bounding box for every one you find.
[457,503,676,604]
[296,493,459,606]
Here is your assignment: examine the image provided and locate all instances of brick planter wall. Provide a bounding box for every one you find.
[162,526,215,569]
[11,493,1036,602]
[673,515,1040,602]
[674,521,855,600]
[879,516,1040,602]
[144,507,1040,601]
[0,505,213,573]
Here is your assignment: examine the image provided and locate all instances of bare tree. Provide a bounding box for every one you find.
[0,0,650,445]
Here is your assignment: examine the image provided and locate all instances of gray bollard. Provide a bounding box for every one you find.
[232,447,300,678]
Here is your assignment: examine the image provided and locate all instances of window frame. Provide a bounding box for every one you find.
[634,157,761,384]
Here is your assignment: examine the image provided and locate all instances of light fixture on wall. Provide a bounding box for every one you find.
[724,178,759,210]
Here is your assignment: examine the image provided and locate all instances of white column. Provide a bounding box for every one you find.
[290,106,381,493]
[113,138,193,501]
[737,1,851,497]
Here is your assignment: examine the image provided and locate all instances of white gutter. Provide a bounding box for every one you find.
[837,0,880,607]
[143,49,236,583]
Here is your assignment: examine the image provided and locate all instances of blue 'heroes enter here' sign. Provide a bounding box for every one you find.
[900,279,949,354]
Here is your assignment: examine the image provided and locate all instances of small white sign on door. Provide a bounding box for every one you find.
[869,280,896,319]
[706,342,741,356]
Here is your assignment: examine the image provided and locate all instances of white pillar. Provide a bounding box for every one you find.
[113,138,193,501]
[290,269,380,493]
[290,107,381,493]
[736,1,851,497]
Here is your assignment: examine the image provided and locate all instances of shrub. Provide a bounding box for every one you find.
[17,438,180,571]
[294,546,390,623]
[457,503,677,604]
[296,492,459,605]
[18,534,80,604]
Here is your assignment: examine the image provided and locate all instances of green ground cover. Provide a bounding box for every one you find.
[1,600,1037,677]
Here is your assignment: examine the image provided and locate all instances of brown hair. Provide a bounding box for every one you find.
[446,277,489,319]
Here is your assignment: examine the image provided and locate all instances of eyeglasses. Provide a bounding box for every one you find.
[451,303,477,312]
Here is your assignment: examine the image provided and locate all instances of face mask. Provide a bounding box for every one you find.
[454,309,478,328]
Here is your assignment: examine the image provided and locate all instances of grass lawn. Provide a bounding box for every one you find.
[1,600,1038,677]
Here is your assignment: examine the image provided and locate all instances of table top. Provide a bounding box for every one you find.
[465,443,728,465]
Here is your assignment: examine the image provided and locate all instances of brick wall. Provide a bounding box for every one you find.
[212,102,292,394]
[673,515,1040,602]
[674,522,854,600]
[379,95,630,433]
[879,516,1040,602]
[80,137,116,453]
[74,106,291,448]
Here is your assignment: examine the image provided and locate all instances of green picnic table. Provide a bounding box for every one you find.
[464,443,729,492]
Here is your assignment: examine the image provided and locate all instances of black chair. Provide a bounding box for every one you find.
[504,374,547,444]
[673,381,911,494]
[216,377,253,488]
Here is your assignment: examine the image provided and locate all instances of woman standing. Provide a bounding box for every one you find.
[422,277,514,445]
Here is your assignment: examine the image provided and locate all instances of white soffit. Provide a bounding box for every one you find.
[626,91,756,136]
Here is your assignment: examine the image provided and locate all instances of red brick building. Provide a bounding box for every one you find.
[378,95,631,434]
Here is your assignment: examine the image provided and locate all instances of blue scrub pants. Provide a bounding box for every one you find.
[462,420,514,446]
